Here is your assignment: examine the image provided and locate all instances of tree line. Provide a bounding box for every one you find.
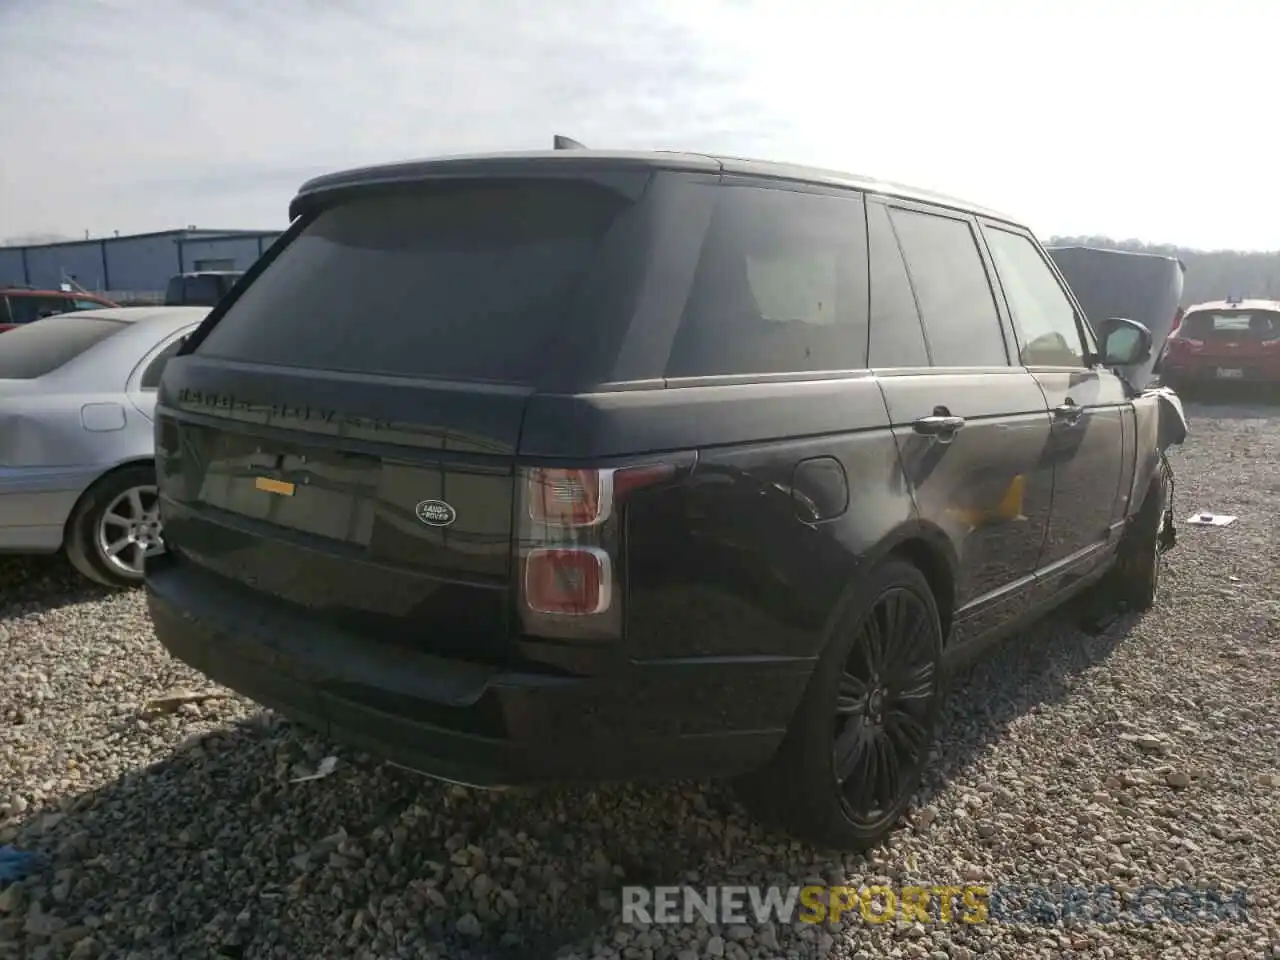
[1048,235,1280,305]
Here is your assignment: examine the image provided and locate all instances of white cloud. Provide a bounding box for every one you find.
[1,0,1275,248]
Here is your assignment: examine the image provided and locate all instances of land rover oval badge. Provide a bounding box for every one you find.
[415,499,456,527]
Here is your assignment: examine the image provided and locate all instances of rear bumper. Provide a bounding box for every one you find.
[0,465,98,552]
[145,554,809,787]
[1162,361,1280,384]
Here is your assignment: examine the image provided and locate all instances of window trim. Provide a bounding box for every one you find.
[876,196,1016,370]
[128,325,197,393]
[865,197,931,372]
[977,218,1099,369]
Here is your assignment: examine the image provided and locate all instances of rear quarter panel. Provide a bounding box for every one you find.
[521,377,925,663]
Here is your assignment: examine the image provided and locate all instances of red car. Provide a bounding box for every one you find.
[0,287,119,333]
[1160,297,1280,388]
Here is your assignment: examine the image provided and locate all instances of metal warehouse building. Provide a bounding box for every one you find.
[0,228,283,302]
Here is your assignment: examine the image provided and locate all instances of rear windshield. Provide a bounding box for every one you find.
[0,316,128,379]
[1181,310,1279,339]
[194,179,634,384]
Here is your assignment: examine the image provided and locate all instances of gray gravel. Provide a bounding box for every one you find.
[2,396,1278,960]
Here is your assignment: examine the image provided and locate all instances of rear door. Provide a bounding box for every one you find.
[980,222,1129,593]
[869,198,1054,648]
[157,175,646,665]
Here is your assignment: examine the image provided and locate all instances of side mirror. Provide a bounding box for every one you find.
[1097,317,1152,366]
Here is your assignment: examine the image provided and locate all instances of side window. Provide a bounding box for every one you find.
[36,296,70,318]
[73,299,104,310]
[140,337,185,389]
[888,208,1009,367]
[8,296,39,324]
[984,227,1086,367]
[666,186,870,377]
[867,203,929,367]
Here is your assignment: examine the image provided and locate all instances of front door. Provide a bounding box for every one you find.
[868,198,1055,649]
[979,222,1127,596]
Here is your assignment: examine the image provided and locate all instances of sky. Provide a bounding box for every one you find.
[1,0,1276,251]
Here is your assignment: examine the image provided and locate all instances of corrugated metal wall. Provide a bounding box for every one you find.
[0,230,282,295]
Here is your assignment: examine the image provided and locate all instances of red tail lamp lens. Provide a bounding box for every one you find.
[524,547,611,615]
[528,469,605,525]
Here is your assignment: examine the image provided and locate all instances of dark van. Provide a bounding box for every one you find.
[147,150,1177,850]
[164,271,244,307]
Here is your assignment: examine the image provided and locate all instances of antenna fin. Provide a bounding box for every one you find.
[553,135,587,150]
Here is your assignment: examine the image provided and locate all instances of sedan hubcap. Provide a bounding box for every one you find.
[833,587,938,827]
[96,485,163,577]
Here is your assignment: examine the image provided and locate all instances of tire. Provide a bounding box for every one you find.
[1106,464,1168,613]
[65,465,163,589]
[736,558,945,851]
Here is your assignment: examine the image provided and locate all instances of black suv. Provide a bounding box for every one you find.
[146,150,1179,851]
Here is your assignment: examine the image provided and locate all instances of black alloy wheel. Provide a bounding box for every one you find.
[736,559,945,851]
[833,586,938,832]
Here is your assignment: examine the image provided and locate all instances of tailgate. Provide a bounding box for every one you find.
[156,356,531,664]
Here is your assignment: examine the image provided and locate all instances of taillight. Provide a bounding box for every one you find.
[527,468,610,526]
[516,456,695,640]
[524,547,612,616]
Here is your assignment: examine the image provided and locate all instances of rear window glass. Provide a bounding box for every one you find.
[7,295,71,325]
[1181,310,1279,338]
[0,317,128,379]
[666,186,869,377]
[195,180,634,383]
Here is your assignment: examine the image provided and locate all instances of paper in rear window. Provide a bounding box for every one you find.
[0,316,129,380]
[195,179,635,384]
[1182,310,1280,338]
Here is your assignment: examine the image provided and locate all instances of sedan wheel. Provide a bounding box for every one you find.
[66,465,164,588]
[95,484,163,579]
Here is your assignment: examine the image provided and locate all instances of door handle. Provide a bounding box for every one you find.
[1052,401,1084,425]
[912,414,967,438]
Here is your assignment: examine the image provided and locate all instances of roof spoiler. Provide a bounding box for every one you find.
[553,135,587,150]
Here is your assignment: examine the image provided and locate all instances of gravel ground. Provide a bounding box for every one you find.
[1,396,1278,960]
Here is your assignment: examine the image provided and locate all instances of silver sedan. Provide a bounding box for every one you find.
[0,307,208,586]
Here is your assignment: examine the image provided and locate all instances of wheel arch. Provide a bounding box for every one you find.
[823,519,959,647]
[61,457,157,546]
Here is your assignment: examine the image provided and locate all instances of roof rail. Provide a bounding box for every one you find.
[553,135,587,150]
